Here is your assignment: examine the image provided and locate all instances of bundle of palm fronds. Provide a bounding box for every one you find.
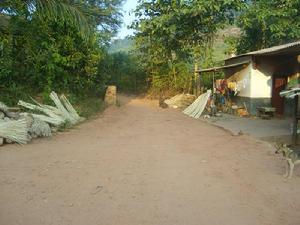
[29,117,52,138]
[60,94,81,122]
[0,102,9,113]
[18,100,65,126]
[49,92,82,125]
[0,101,19,119]
[18,91,83,127]
[0,119,28,144]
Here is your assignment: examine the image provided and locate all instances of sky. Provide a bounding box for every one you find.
[117,0,138,39]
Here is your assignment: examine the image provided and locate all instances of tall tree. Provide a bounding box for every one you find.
[0,0,123,39]
[0,0,89,37]
[132,0,244,95]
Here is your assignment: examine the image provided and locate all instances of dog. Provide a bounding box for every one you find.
[275,143,300,178]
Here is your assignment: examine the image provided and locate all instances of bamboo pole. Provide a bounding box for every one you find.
[194,63,199,96]
[292,95,298,145]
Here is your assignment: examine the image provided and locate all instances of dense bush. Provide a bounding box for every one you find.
[106,51,148,94]
[0,0,123,107]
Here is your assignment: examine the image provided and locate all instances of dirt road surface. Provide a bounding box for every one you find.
[0,96,299,225]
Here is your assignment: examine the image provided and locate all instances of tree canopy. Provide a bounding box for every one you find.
[132,0,244,96]
[236,0,300,53]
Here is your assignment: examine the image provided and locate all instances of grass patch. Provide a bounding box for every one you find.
[1,88,105,120]
[74,96,105,118]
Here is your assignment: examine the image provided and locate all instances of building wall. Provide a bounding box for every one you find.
[250,61,273,98]
[224,54,300,116]
[225,58,273,114]
[226,63,252,97]
[225,56,273,98]
[254,55,299,116]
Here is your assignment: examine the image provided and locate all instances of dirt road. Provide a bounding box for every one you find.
[0,96,299,225]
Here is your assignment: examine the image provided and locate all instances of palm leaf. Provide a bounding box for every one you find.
[28,0,91,39]
[0,13,10,32]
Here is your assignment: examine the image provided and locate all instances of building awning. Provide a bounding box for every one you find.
[196,61,250,73]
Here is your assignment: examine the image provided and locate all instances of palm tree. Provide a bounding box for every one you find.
[0,0,91,37]
[0,13,9,32]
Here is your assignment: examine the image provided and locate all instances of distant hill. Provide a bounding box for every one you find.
[109,26,240,61]
[109,37,134,53]
[212,26,241,62]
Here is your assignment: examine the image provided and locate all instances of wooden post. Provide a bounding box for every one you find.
[194,63,198,96]
[212,71,215,95]
[292,95,298,145]
[198,72,201,95]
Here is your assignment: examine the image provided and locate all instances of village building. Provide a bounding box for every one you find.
[198,41,300,116]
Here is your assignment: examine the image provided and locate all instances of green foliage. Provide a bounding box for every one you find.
[71,94,105,118]
[0,0,123,107]
[106,51,147,94]
[0,0,93,39]
[132,0,245,96]
[236,0,300,53]
[224,36,239,56]
[109,37,134,53]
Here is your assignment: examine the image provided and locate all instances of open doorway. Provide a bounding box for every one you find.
[272,75,287,115]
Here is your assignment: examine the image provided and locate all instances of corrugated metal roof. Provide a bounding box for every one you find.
[196,61,250,73]
[197,41,300,73]
[227,40,300,60]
